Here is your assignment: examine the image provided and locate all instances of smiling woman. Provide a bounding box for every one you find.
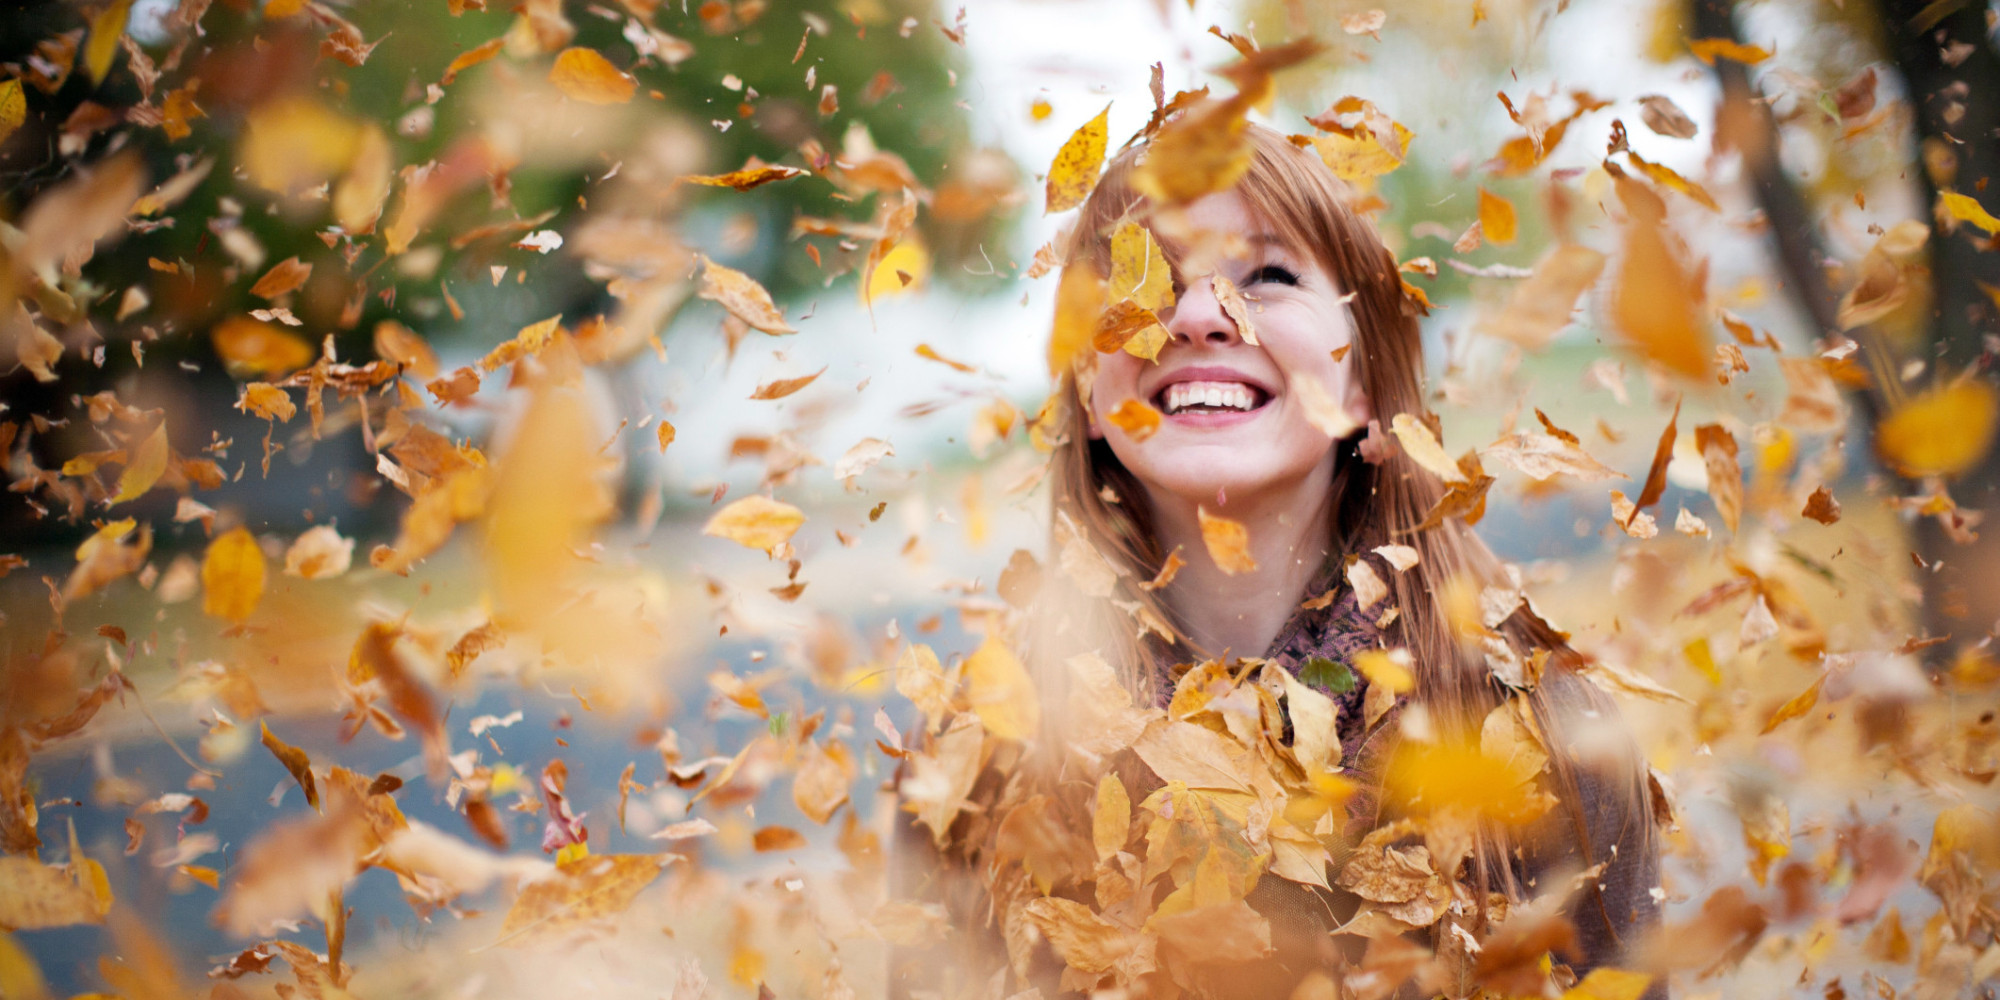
[891,124,1666,1000]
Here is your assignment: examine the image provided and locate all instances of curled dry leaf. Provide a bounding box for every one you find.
[702,495,806,554]
[682,163,808,191]
[1801,485,1841,525]
[259,721,320,812]
[834,437,894,484]
[1196,506,1257,575]
[1211,273,1259,346]
[1481,432,1626,482]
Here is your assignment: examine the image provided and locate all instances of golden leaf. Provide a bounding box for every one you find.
[548,47,636,104]
[498,854,666,946]
[211,317,315,377]
[1611,190,1711,378]
[441,37,504,85]
[1687,37,1773,65]
[1352,649,1415,695]
[1093,298,1166,354]
[698,257,794,334]
[84,0,131,86]
[1938,190,2000,235]
[702,495,805,554]
[1022,896,1142,975]
[1108,222,1175,313]
[373,320,439,380]
[1197,506,1257,575]
[963,634,1039,741]
[1562,969,1656,1000]
[1313,122,1411,180]
[110,422,168,504]
[1105,398,1162,442]
[1383,740,1553,826]
[483,384,607,623]
[236,383,296,423]
[283,524,353,580]
[1093,774,1130,862]
[656,420,676,452]
[1050,262,1107,376]
[1877,380,1999,478]
[752,826,807,852]
[682,163,809,191]
[1626,151,1720,212]
[1761,674,1826,735]
[1478,187,1518,244]
[1134,97,1253,204]
[1389,413,1468,484]
[200,526,266,623]
[1045,103,1109,213]
[0,856,113,931]
[0,80,25,146]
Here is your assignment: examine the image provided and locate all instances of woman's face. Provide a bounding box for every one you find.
[1087,190,1370,510]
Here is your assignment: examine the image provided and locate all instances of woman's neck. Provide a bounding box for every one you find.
[1145,468,1337,660]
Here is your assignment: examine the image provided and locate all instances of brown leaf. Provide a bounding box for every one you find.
[249,256,312,299]
[1624,399,1680,529]
[752,826,807,852]
[699,258,794,334]
[260,721,320,812]
[1637,94,1698,139]
[1801,485,1841,525]
[750,368,825,400]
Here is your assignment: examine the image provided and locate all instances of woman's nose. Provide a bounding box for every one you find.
[1161,276,1240,347]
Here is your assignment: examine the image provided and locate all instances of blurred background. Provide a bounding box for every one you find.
[2,0,1997,997]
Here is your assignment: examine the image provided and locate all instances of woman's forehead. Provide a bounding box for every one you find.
[1148,195,1303,272]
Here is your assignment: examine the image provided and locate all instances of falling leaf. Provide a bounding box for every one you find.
[1383,740,1552,826]
[1626,151,1720,212]
[1687,37,1773,65]
[1045,103,1109,213]
[1938,190,2000,235]
[1482,432,1626,482]
[1390,413,1467,484]
[1611,185,1712,378]
[441,37,504,85]
[373,320,439,380]
[283,525,353,580]
[549,47,636,104]
[0,80,25,146]
[499,854,665,946]
[0,856,113,930]
[750,368,825,400]
[200,527,266,623]
[1134,96,1254,204]
[211,317,315,377]
[1477,187,1518,244]
[703,495,805,554]
[1341,9,1387,36]
[1372,544,1419,571]
[914,343,976,373]
[1211,273,1259,346]
[1761,674,1826,735]
[655,421,676,452]
[1105,399,1162,442]
[83,0,131,86]
[1694,423,1742,533]
[1801,485,1841,525]
[682,164,809,191]
[1353,648,1415,695]
[109,422,168,504]
[1877,380,1998,478]
[962,634,1039,741]
[249,256,312,299]
[1562,969,1655,1000]
[792,741,851,824]
[699,257,794,334]
[1108,222,1175,313]
[752,826,807,852]
[237,383,296,423]
[1049,262,1106,375]
[260,722,320,812]
[1291,374,1359,438]
[1637,95,1698,139]
[1197,506,1256,575]
[834,437,894,483]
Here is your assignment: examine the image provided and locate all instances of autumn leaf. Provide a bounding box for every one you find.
[1482,432,1625,482]
[1211,273,1259,346]
[201,526,266,622]
[1197,506,1257,575]
[1611,183,1712,378]
[441,37,504,85]
[1352,649,1415,694]
[1108,222,1175,313]
[499,854,666,946]
[1049,262,1106,375]
[1876,380,1999,478]
[750,367,825,400]
[1637,94,1697,139]
[0,80,25,146]
[1626,151,1720,212]
[283,525,353,580]
[752,826,807,852]
[1938,190,2000,235]
[703,495,805,554]
[1477,187,1518,244]
[83,0,130,86]
[1761,673,1826,735]
[1105,399,1161,442]
[1687,37,1773,65]
[249,256,312,299]
[237,383,296,423]
[1134,96,1254,204]
[1389,413,1467,484]
[1045,104,1109,213]
[548,47,636,104]
[656,421,676,452]
[0,855,114,931]
[699,257,794,334]
[1563,969,1656,1000]
[110,422,168,504]
[1383,740,1552,826]
[1801,485,1841,525]
[963,633,1039,741]
[682,163,809,191]
[260,722,320,812]
[211,317,315,377]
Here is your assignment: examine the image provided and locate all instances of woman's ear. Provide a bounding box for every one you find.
[1342,381,1373,430]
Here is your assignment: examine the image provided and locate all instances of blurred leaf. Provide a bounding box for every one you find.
[200,527,266,623]
[260,722,320,812]
[703,495,805,554]
[548,47,636,104]
[1197,506,1257,575]
[1877,380,1999,477]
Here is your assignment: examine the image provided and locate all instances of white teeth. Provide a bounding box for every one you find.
[1161,380,1260,415]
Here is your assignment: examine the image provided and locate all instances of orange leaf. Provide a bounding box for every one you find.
[441,37,503,85]
[1687,37,1773,65]
[656,420,676,452]
[1877,380,1999,478]
[699,257,793,334]
[750,367,825,400]
[752,826,807,852]
[201,526,267,623]
[682,164,808,191]
[548,47,636,105]
[1105,398,1162,442]
[1477,187,1518,245]
[963,634,1039,741]
[248,256,312,299]
[1760,674,1826,735]
[1197,506,1257,575]
[211,317,315,377]
[915,343,977,373]
[1625,399,1680,528]
[260,721,320,811]
[236,383,296,423]
[1610,185,1711,378]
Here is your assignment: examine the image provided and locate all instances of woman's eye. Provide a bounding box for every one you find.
[1245,265,1299,287]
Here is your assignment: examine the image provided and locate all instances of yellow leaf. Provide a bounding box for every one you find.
[1562,968,1655,1000]
[110,422,168,505]
[1049,262,1106,376]
[0,80,26,147]
[703,495,805,554]
[681,163,809,191]
[482,384,608,624]
[1477,187,1518,244]
[200,526,266,622]
[1626,151,1720,212]
[211,317,315,377]
[1093,774,1129,862]
[1610,187,1712,378]
[239,96,362,194]
[498,854,665,947]
[259,721,320,812]
[1105,398,1162,442]
[477,314,563,372]
[84,0,131,86]
[656,420,675,452]
[1352,649,1414,694]
[1045,103,1109,214]
[548,47,636,105]
[1313,122,1412,180]
[1383,740,1553,826]
[1390,413,1468,484]
[1108,222,1175,313]
[441,37,505,85]
[1939,190,2000,236]
[1197,506,1257,575]
[1761,674,1826,735]
[1134,96,1254,204]
[864,240,930,302]
[0,857,112,930]
[1687,37,1772,65]
[1877,380,1999,477]
[373,320,439,379]
[963,634,1039,741]
[698,257,793,334]
[0,929,50,1000]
